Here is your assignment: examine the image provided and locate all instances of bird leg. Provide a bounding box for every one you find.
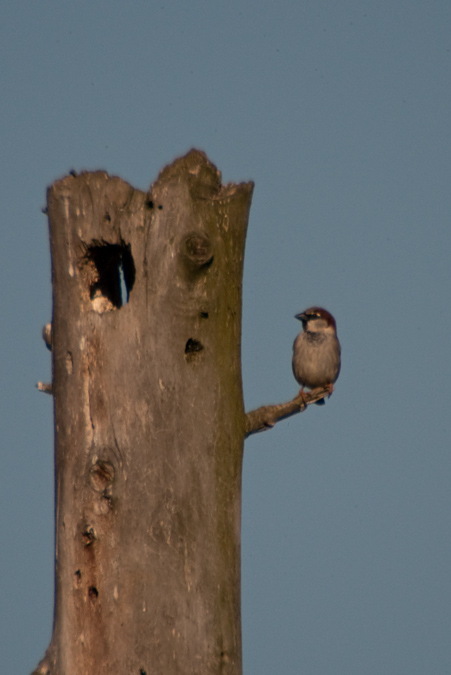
[324,383,334,397]
[296,384,334,408]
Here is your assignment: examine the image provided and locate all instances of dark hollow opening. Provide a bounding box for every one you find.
[185,338,203,355]
[85,240,135,309]
[185,338,204,363]
[88,586,99,599]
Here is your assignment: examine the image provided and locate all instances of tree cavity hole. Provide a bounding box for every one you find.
[84,240,135,312]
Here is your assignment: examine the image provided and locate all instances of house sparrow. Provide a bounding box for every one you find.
[292,307,341,404]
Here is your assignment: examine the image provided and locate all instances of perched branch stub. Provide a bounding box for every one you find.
[245,386,334,437]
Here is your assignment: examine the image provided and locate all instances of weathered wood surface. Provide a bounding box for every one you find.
[36,150,253,675]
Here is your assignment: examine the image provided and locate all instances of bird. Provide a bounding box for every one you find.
[292,307,341,405]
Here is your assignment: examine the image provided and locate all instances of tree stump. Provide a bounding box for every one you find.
[36,150,254,675]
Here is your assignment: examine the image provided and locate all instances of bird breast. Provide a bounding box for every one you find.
[292,331,340,388]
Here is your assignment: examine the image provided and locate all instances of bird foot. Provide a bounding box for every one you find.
[296,384,334,408]
[314,383,334,406]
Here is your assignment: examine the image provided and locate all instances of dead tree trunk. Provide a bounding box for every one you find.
[35,150,254,675]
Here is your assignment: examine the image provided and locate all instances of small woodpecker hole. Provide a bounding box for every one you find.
[185,338,204,363]
[88,586,99,600]
[74,570,82,588]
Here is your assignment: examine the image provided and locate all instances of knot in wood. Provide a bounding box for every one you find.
[90,459,115,493]
[182,233,213,270]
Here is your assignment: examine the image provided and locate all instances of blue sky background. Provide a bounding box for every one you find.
[1,1,451,673]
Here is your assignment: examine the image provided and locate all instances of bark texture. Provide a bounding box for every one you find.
[35,150,253,675]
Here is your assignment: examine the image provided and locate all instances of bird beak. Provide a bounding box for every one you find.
[294,313,305,322]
